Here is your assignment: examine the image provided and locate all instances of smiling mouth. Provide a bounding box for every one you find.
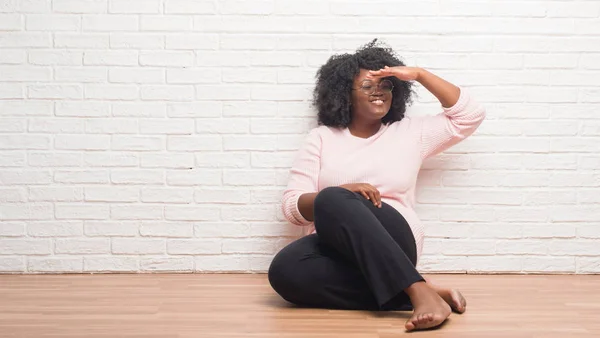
[370,99,385,106]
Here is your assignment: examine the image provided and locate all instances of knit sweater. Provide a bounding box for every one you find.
[281,86,486,263]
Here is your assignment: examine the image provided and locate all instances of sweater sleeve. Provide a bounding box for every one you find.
[419,86,486,160]
[281,128,321,226]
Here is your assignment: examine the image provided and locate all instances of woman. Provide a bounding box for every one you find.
[268,40,486,332]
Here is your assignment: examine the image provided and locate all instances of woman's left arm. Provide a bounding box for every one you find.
[413,68,461,108]
[369,66,486,159]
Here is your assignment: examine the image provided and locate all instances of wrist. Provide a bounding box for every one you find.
[414,67,426,82]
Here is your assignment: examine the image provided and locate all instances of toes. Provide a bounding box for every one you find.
[414,313,435,327]
[411,312,449,331]
[452,290,467,313]
[405,319,416,331]
[458,292,466,312]
[406,312,420,332]
[409,304,453,331]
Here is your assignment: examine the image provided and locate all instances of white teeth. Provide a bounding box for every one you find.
[372,100,384,105]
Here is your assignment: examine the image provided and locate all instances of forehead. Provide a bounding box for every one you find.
[353,69,390,85]
[354,69,372,82]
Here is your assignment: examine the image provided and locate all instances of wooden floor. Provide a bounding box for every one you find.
[0,274,599,338]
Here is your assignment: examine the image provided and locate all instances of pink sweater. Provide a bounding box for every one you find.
[281,87,486,263]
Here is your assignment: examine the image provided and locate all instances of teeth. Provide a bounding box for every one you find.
[372,100,384,105]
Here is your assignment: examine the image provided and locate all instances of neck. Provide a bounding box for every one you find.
[348,119,382,138]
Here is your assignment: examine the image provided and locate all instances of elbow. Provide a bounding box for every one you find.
[466,104,486,133]
[476,103,487,124]
[472,104,486,133]
[469,91,486,123]
[455,88,486,127]
[462,102,487,133]
[448,105,486,140]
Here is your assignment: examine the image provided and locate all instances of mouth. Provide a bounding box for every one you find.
[370,98,385,106]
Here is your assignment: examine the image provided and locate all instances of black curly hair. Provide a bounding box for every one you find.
[313,39,414,128]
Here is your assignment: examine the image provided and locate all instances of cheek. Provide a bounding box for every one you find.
[386,96,393,108]
[351,92,360,106]
[352,93,369,108]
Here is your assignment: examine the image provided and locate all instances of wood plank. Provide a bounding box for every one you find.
[0,274,599,337]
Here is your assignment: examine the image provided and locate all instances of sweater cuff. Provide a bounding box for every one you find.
[285,192,310,225]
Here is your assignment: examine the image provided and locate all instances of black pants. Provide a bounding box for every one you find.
[268,186,424,311]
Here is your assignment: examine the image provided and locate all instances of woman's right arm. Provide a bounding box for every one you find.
[281,129,384,224]
[281,129,322,226]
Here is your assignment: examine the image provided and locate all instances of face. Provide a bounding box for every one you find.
[351,69,393,122]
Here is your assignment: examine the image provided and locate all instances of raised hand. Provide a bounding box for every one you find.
[368,66,421,82]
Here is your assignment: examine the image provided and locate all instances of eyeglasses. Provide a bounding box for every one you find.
[352,79,394,95]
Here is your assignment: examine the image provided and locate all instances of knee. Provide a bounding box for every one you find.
[268,249,296,299]
[268,247,314,305]
[314,186,353,213]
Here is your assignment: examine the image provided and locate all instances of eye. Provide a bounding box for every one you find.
[381,80,394,92]
[361,84,374,90]
[360,80,373,89]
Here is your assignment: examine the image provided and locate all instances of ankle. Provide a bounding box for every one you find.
[405,280,428,298]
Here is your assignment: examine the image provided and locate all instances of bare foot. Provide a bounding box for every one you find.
[431,285,467,313]
[437,288,467,314]
[424,278,467,314]
[404,281,451,332]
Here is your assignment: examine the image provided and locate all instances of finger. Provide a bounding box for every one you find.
[363,189,373,203]
[368,190,378,206]
[366,186,381,208]
[360,190,370,200]
[365,184,377,206]
[374,189,382,208]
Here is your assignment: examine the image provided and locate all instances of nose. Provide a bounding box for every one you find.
[372,82,387,95]
[371,86,384,96]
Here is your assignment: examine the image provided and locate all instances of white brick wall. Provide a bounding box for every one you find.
[0,0,599,274]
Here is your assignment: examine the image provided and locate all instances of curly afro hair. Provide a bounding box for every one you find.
[313,39,414,128]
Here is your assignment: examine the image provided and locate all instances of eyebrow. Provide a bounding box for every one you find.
[359,79,382,85]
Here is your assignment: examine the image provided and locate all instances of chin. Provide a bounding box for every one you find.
[372,109,389,117]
